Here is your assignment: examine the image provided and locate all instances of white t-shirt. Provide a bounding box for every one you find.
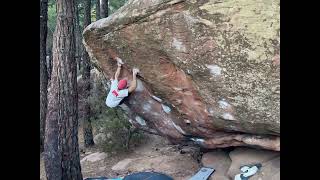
[105,79,129,108]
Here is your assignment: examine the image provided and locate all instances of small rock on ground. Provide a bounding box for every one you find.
[85,151,93,155]
[81,152,108,163]
[111,158,135,171]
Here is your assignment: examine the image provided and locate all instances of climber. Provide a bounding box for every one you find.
[105,57,139,108]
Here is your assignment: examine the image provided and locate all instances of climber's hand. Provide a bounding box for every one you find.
[117,62,122,67]
[133,68,139,75]
[116,57,124,65]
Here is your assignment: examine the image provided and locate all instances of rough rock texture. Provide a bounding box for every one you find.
[227,147,279,179]
[201,150,231,180]
[250,156,280,180]
[83,0,280,151]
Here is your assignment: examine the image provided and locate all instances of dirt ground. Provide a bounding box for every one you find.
[40,126,280,180]
[40,126,200,180]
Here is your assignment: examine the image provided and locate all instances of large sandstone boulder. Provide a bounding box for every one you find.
[83,0,280,151]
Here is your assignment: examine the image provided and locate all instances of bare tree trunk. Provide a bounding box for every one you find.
[40,0,48,153]
[46,51,52,80]
[100,0,108,18]
[82,0,94,147]
[44,0,83,179]
[96,0,101,20]
[75,0,82,72]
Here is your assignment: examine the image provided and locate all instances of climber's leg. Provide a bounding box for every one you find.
[119,93,131,105]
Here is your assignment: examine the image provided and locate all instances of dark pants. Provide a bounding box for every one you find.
[119,93,130,105]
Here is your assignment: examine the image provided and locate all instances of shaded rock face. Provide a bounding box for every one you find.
[83,0,280,151]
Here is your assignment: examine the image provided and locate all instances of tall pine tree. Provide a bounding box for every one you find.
[96,0,101,20]
[75,0,82,71]
[100,0,108,18]
[44,0,83,179]
[82,0,94,147]
[40,0,48,153]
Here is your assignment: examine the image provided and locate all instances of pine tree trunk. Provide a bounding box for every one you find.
[100,0,108,18]
[82,0,94,147]
[44,0,83,179]
[47,51,53,80]
[75,0,82,72]
[40,0,48,153]
[96,0,101,20]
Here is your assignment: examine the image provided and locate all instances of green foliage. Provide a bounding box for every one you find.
[109,0,128,14]
[91,0,128,21]
[46,2,57,52]
[92,107,144,154]
[47,2,56,33]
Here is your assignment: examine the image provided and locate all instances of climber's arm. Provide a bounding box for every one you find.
[114,64,122,81]
[128,68,139,93]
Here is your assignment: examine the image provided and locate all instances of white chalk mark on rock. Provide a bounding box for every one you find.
[173,87,183,91]
[171,121,186,135]
[184,119,191,124]
[143,103,152,111]
[221,113,236,121]
[172,38,186,52]
[151,95,162,103]
[161,104,171,114]
[207,107,215,116]
[206,64,222,76]
[135,116,147,126]
[218,100,231,109]
[190,138,205,144]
